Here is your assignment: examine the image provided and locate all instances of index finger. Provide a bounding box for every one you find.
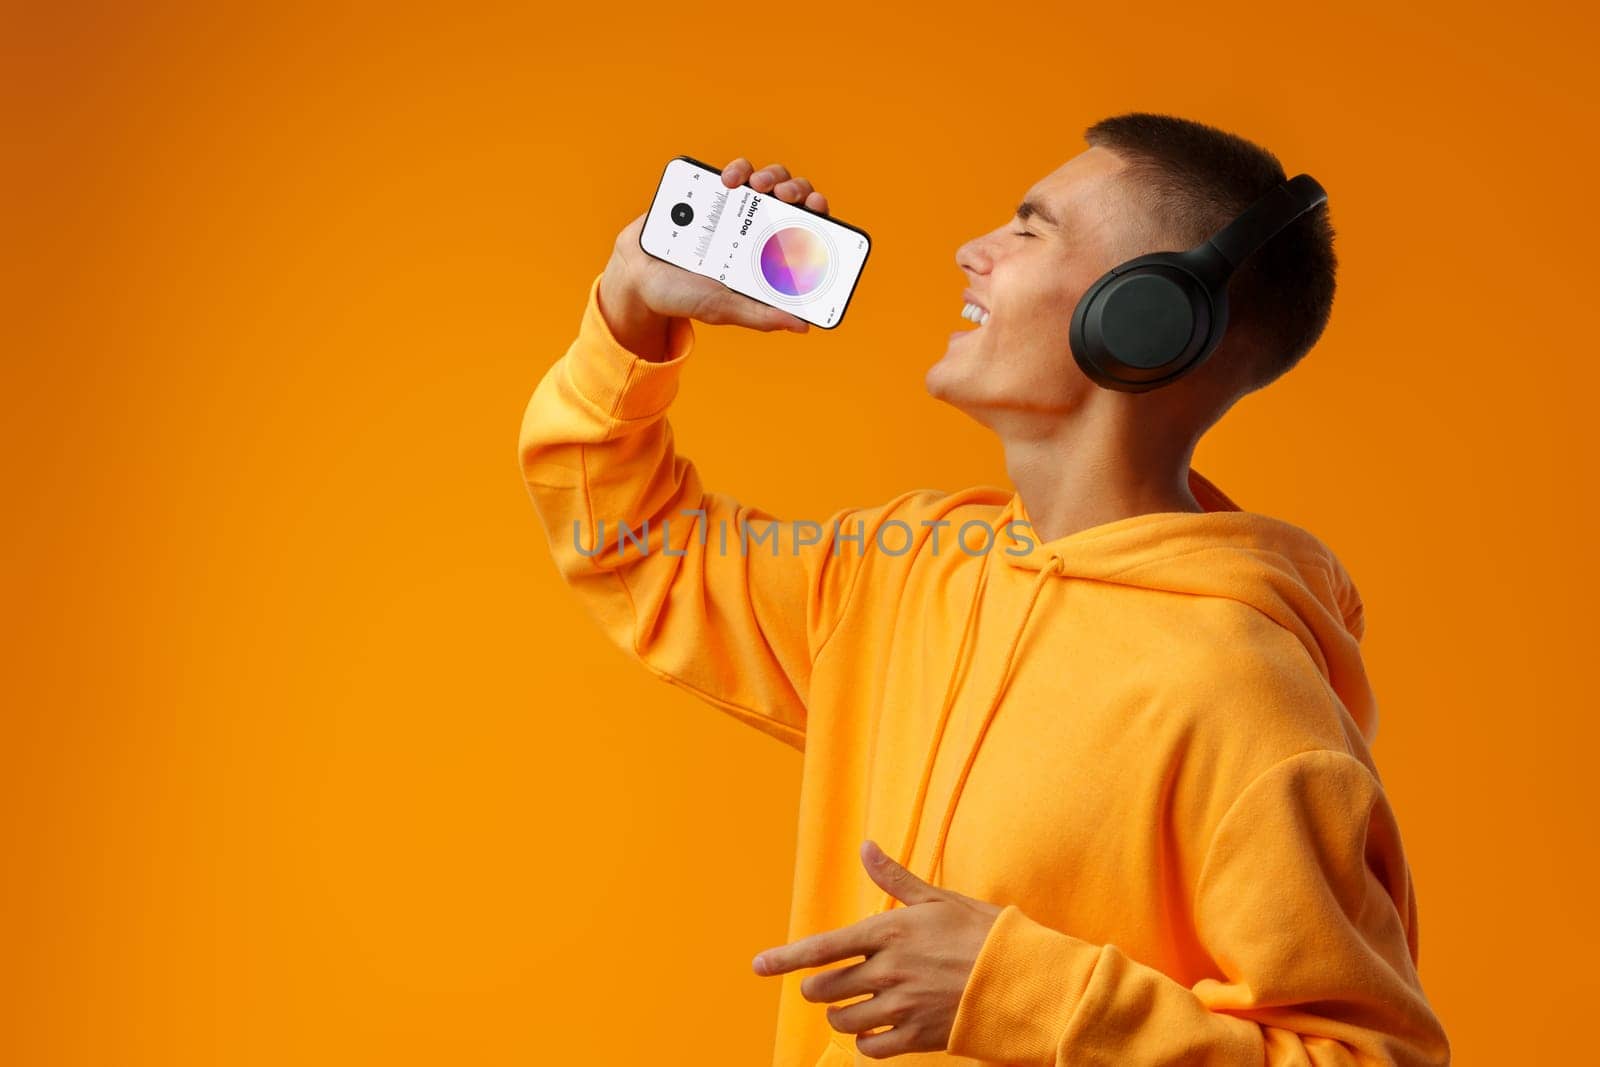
[721,157,752,187]
[752,912,894,976]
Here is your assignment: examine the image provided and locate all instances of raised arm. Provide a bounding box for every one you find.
[518,159,880,751]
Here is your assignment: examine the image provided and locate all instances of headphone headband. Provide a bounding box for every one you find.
[1206,173,1328,271]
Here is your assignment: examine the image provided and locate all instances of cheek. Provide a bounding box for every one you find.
[994,297,1091,395]
[996,261,1080,332]
[994,286,1075,357]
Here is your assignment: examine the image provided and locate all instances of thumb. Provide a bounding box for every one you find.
[861,839,945,906]
[719,288,808,333]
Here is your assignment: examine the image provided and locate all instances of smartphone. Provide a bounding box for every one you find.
[638,154,872,330]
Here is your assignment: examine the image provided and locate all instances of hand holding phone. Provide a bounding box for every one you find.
[600,160,828,353]
[602,157,871,352]
[640,155,871,330]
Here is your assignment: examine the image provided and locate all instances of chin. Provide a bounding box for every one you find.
[924,344,974,398]
[923,366,992,426]
[923,362,968,409]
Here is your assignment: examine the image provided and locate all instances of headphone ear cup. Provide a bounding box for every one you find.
[1070,254,1219,392]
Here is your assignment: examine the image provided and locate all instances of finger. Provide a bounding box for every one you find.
[721,157,751,187]
[772,176,815,204]
[710,290,809,334]
[861,839,943,906]
[749,163,792,190]
[855,1025,917,1059]
[800,956,894,1006]
[806,190,829,216]
[720,289,806,331]
[615,212,646,247]
[826,994,903,1038]
[752,912,894,976]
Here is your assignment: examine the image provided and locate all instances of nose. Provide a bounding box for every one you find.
[956,232,993,275]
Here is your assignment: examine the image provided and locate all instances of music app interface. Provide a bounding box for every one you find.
[639,157,870,329]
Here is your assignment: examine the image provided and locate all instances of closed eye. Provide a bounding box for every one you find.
[1010,231,1035,238]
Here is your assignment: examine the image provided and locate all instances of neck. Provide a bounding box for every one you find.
[996,397,1207,544]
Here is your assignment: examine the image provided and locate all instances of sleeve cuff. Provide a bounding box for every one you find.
[569,270,696,422]
[946,904,1104,1064]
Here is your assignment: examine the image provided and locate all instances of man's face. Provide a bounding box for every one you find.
[926,146,1153,424]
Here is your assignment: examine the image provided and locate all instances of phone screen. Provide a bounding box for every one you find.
[638,155,872,329]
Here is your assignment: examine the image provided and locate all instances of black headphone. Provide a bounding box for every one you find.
[1068,173,1328,393]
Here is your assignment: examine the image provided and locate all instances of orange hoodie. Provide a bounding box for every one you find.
[517,270,1451,1066]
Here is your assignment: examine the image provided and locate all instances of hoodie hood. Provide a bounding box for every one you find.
[874,467,1379,912]
[995,468,1374,742]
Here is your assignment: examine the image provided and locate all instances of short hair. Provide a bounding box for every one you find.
[1083,112,1337,394]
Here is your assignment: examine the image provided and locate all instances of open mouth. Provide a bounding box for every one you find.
[951,300,990,339]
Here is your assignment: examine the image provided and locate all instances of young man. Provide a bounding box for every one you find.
[518,113,1451,1065]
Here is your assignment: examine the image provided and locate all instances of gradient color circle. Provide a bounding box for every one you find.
[758,226,829,296]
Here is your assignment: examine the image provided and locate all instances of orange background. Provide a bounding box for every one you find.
[5,2,1596,1063]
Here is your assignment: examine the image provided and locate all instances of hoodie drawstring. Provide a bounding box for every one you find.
[875,547,993,914]
[874,551,1064,915]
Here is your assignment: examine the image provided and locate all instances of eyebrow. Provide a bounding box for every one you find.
[1014,197,1062,229]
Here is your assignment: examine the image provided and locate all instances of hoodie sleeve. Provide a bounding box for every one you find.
[517,270,889,752]
[945,748,1451,1066]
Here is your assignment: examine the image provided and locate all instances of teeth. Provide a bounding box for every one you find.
[961,302,990,326]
